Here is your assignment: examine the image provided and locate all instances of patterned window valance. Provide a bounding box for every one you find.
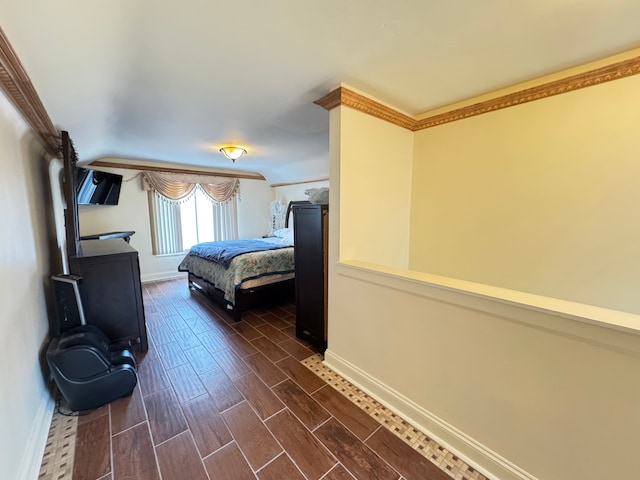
[141,171,239,203]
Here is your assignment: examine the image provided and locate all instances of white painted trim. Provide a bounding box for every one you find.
[338,260,640,333]
[140,271,187,283]
[324,349,538,480]
[16,393,55,480]
[336,261,640,357]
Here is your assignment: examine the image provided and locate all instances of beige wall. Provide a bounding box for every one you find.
[78,167,274,282]
[326,71,640,480]
[274,179,329,205]
[328,262,640,480]
[338,107,413,268]
[0,92,55,479]
[410,74,640,314]
[76,166,177,282]
[273,179,330,229]
[237,179,276,238]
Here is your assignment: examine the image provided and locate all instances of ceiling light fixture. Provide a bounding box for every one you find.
[219,146,247,162]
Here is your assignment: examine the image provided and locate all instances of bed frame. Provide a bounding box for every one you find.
[188,272,295,321]
[186,200,309,321]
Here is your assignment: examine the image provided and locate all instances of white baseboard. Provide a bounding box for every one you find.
[140,271,187,283]
[16,393,55,480]
[324,349,538,480]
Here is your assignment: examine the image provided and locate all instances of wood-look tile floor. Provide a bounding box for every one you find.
[46,278,460,480]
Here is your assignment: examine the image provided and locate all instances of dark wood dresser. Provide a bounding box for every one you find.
[69,238,148,351]
[293,203,328,351]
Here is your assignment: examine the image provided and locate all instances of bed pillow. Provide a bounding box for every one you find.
[281,228,294,245]
[273,228,291,238]
[272,228,294,245]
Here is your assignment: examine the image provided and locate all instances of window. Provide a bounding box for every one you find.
[150,186,238,255]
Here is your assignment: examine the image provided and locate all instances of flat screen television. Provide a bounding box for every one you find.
[76,167,123,205]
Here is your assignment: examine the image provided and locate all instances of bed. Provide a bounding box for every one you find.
[178,201,307,320]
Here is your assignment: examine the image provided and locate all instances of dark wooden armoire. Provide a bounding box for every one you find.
[293,203,329,351]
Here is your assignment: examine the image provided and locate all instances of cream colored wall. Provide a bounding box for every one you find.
[76,166,176,282]
[338,107,413,268]
[326,77,640,480]
[327,262,640,480]
[274,179,329,205]
[0,92,55,480]
[78,168,274,282]
[273,180,330,229]
[236,179,276,237]
[410,74,640,314]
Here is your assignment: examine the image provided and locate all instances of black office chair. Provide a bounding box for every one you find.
[47,274,137,411]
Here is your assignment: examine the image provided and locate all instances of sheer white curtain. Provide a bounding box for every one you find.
[212,195,239,241]
[150,192,183,255]
[150,186,238,255]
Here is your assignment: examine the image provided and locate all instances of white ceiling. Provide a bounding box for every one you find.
[2,0,640,184]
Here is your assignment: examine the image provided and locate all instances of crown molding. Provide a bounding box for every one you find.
[0,26,60,154]
[315,55,640,131]
[271,177,329,188]
[414,55,640,130]
[315,87,415,130]
[89,160,266,180]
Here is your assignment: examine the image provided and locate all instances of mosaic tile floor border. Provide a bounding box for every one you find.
[39,357,488,480]
[302,354,489,480]
[38,399,77,480]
